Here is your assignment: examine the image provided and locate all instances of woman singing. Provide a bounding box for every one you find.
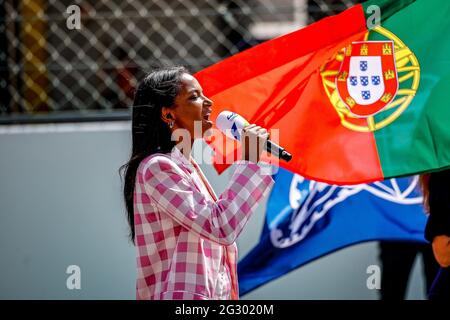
[120,66,274,300]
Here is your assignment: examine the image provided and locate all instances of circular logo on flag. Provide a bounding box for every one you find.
[320,26,420,132]
[270,174,422,249]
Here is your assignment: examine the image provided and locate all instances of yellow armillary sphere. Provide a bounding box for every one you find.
[320,26,420,132]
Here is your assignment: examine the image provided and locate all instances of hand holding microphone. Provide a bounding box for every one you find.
[216,111,292,163]
[241,124,269,163]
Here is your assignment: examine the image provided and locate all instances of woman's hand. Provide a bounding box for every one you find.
[241,124,269,163]
[432,235,450,268]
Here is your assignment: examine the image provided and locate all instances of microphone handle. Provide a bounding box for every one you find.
[264,139,292,162]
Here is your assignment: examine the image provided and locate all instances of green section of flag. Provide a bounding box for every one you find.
[366,0,450,177]
[362,0,415,26]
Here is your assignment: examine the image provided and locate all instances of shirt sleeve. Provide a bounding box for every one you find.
[141,156,274,245]
[425,170,450,242]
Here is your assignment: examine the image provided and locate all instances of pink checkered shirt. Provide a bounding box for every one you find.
[134,146,274,300]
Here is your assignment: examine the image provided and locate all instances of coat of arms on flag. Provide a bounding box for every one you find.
[336,41,398,117]
[321,26,420,132]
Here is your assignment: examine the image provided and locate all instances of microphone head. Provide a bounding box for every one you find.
[216,111,250,141]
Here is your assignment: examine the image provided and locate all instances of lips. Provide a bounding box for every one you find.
[202,110,212,121]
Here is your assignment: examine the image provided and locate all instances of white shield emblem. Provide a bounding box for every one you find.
[347,56,385,105]
[335,41,399,117]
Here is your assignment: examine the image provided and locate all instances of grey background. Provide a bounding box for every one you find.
[0,122,427,299]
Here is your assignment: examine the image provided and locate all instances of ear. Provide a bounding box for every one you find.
[161,107,174,124]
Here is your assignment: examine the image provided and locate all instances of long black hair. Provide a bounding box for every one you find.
[119,66,188,244]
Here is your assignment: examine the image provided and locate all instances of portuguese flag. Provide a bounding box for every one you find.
[195,0,450,185]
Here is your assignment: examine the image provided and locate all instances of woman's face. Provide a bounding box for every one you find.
[165,73,214,141]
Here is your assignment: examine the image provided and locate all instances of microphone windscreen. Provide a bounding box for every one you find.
[215,111,250,141]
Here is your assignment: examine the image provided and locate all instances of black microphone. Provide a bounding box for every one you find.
[264,139,292,162]
[215,111,292,162]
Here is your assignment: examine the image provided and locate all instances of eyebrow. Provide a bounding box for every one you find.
[187,88,203,94]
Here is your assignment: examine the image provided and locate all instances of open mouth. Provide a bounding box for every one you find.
[203,113,211,121]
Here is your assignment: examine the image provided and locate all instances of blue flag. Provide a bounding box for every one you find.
[238,167,427,296]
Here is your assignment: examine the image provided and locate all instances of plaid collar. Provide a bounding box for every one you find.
[169,145,194,174]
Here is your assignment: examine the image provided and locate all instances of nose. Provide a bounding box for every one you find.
[203,95,213,107]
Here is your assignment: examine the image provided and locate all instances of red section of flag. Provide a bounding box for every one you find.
[195,4,384,184]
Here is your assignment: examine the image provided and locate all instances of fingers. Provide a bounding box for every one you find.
[243,124,265,133]
[241,123,270,163]
[242,124,256,133]
[243,124,269,139]
[257,127,269,139]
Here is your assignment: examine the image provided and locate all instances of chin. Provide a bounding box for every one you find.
[202,122,214,135]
